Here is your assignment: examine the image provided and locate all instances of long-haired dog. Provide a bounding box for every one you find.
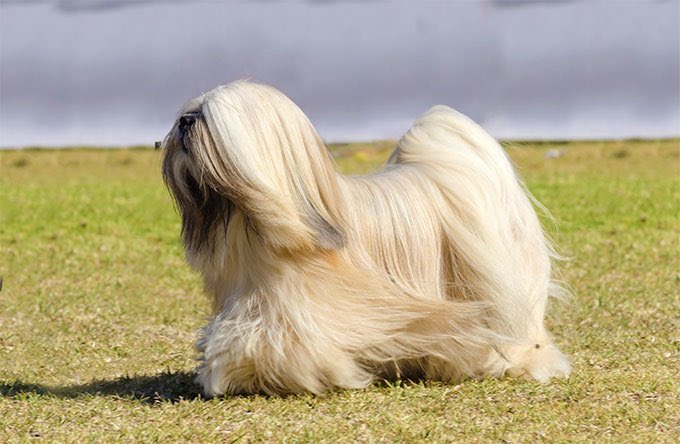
[160,81,570,396]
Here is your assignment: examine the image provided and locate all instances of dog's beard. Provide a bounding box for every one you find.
[162,125,234,253]
[180,172,234,253]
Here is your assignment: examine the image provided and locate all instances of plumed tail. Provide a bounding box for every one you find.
[393,106,560,342]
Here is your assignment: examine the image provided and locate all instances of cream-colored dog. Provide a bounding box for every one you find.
[160,81,570,396]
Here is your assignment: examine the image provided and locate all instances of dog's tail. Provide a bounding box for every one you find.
[392,106,569,378]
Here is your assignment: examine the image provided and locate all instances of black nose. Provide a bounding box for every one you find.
[179,114,196,130]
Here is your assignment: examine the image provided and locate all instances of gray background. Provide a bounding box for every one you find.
[1,0,678,147]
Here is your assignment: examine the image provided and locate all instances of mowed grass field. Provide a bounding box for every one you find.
[0,139,678,442]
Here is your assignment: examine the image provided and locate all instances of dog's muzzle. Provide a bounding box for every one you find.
[155,112,200,150]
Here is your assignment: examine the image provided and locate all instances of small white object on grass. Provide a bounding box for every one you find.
[545,149,566,159]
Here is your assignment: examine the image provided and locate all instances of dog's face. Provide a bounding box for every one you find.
[161,106,232,253]
[160,82,345,256]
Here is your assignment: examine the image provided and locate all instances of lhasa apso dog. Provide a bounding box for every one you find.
[160,81,570,396]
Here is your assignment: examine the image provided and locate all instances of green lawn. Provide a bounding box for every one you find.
[1,140,678,442]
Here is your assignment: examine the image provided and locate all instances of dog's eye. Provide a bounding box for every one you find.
[179,113,198,131]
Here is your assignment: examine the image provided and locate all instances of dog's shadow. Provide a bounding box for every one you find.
[2,372,446,404]
[1,370,203,404]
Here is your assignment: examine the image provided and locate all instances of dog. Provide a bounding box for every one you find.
[160,80,571,396]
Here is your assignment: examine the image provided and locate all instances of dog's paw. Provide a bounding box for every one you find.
[485,341,571,382]
[506,342,571,382]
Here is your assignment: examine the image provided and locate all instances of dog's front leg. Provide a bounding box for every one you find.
[194,307,372,396]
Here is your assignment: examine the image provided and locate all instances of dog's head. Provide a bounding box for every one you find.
[161,81,344,255]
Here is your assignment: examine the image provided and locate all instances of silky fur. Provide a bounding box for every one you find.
[160,80,571,396]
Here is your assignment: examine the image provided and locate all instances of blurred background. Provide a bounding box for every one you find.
[0,0,678,148]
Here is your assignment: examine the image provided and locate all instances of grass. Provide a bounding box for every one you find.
[1,139,678,442]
